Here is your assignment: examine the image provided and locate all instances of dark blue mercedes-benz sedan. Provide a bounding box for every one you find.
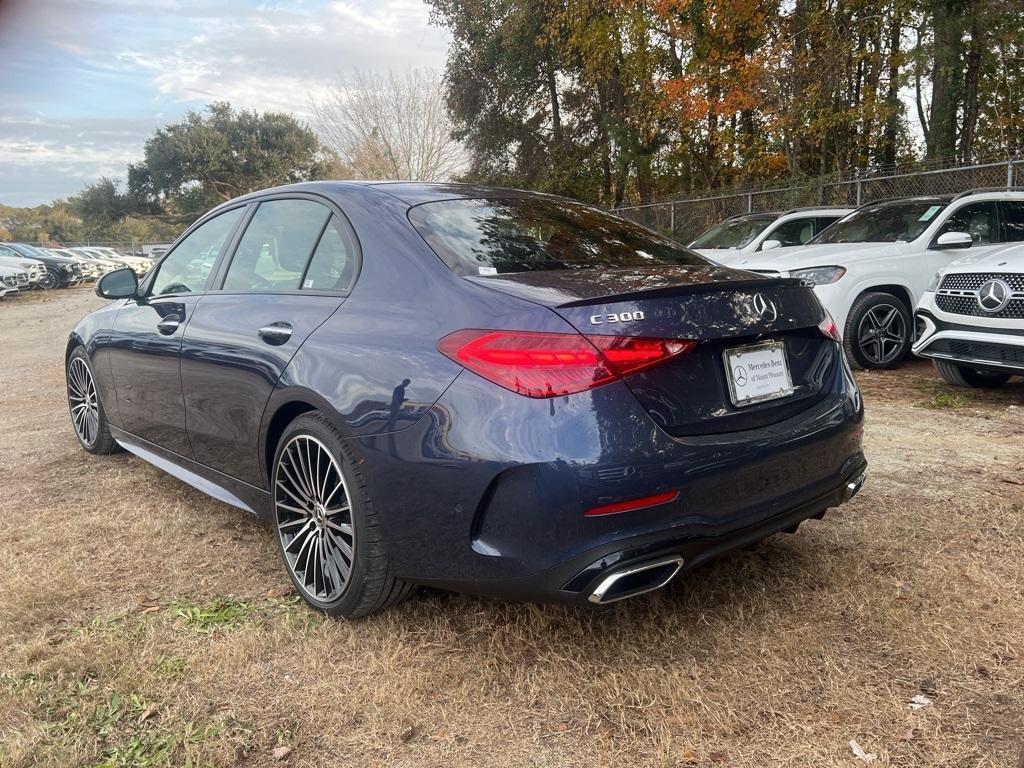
[66,181,866,617]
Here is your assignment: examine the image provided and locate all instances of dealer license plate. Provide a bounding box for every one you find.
[723,341,794,407]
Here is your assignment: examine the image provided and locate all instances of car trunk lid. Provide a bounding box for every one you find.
[469,265,839,434]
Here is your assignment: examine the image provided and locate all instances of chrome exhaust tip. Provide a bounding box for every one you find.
[587,555,684,605]
[843,472,866,503]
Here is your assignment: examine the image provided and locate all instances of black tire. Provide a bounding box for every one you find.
[271,412,415,618]
[39,267,62,290]
[933,359,1012,388]
[843,291,913,370]
[66,346,120,454]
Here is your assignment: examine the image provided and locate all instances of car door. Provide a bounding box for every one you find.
[107,206,246,456]
[180,196,360,487]
[926,200,1003,283]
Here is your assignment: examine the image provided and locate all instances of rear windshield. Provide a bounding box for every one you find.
[408,197,708,276]
[689,214,777,249]
[811,200,948,244]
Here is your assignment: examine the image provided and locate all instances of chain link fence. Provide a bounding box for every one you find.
[614,155,1024,244]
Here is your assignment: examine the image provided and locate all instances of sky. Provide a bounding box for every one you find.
[0,0,450,206]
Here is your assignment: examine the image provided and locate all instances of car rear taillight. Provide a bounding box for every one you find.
[818,314,842,342]
[438,330,696,398]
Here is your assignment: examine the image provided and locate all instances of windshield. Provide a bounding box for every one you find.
[409,197,708,276]
[812,201,948,244]
[689,215,777,249]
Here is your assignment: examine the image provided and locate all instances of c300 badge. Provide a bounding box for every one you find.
[589,310,645,326]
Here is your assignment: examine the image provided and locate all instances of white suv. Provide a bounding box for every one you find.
[689,207,852,258]
[913,242,1024,387]
[712,190,1024,369]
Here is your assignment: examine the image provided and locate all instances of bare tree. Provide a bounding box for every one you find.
[310,69,465,181]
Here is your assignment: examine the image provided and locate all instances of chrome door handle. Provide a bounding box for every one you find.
[258,322,293,345]
[156,316,181,335]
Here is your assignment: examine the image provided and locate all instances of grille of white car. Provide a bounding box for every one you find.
[939,272,1024,292]
[936,272,1024,319]
[929,338,1024,366]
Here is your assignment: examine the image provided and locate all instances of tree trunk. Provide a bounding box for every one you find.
[926,0,968,161]
[958,3,983,162]
[881,7,902,168]
[545,56,563,148]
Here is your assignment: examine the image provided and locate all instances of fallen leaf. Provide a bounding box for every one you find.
[429,728,448,741]
[400,723,417,743]
[138,705,158,723]
[901,728,918,741]
[908,694,932,710]
[850,739,877,763]
[272,746,292,761]
[709,751,728,763]
[266,585,296,599]
[681,749,698,764]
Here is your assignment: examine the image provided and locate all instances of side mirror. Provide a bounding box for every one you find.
[761,239,782,251]
[96,267,138,299]
[933,231,973,250]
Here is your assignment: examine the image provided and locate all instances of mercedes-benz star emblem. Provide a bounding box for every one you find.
[733,365,748,386]
[752,293,778,322]
[977,279,1011,313]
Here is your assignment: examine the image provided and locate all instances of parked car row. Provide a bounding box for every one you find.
[0,243,153,297]
[691,189,1024,382]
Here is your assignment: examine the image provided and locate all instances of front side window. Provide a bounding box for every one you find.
[222,199,331,292]
[1001,201,1024,242]
[690,214,777,249]
[812,201,949,244]
[410,197,709,276]
[149,207,244,296]
[937,201,998,245]
[763,217,816,248]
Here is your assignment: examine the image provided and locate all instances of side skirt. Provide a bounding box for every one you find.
[110,426,273,520]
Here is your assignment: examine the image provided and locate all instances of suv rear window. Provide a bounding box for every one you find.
[408,197,707,276]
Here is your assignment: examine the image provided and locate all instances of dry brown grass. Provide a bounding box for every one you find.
[1,289,1022,767]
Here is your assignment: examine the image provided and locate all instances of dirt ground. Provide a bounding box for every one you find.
[1,287,1022,768]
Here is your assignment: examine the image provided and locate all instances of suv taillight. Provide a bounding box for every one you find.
[438,330,696,398]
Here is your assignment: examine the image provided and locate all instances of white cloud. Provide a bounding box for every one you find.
[0,0,452,204]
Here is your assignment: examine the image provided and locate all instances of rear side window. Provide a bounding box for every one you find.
[409,197,708,276]
[1001,201,1024,242]
[149,207,244,296]
[763,217,816,248]
[222,199,331,292]
[301,215,359,292]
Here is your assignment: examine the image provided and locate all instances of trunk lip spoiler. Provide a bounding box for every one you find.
[551,276,806,308]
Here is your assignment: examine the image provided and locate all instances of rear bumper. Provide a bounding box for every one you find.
[415,457,867,604]
[355,345,865,600]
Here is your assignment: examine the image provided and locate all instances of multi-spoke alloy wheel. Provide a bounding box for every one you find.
[856,303,906,366]
[273,434,356,603]
[67,357,100,447]
[844,292,911,370]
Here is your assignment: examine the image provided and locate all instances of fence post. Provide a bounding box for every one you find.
[669,203,675,235]
[855,171,863,207]
[1008,157,1014,189]
[746,192,752,213]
